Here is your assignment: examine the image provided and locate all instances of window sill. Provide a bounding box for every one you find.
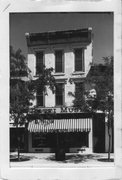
[33,75,40,78]
[36,106,45,108]
[72,71,85,75]
[55,105,64,108]
[54,73,65,76]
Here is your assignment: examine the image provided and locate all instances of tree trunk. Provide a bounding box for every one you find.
[17,144,20,161]
[16,123,21,161]
[107,111,112,161]
[55,132,65,161]
[108,135,111,161]
[108,130,111,161]
[24,123,28,152]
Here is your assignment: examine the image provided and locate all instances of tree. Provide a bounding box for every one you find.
[86,56,113,112]
[10,46,32,160]
[10,46,56,160]
[72,56,113,161]
[87,57,113,161]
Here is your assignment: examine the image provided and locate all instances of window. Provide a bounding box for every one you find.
[36,51,44,75]
[32,133,47,148]
[75,82,84,96]
[36,88,44,106]
[55,83,64,106]
[55,50,64,73]
[32,133,57,148]
[74,48,84,71]
[65,132,88,147]
[75,83,85,106]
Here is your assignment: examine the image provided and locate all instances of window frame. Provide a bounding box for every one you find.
[74,48,84,72]
[36,88,45,107]
[35,51,44,75]
[75,82,85,96]
[55,83,65,106]
[55,49,64,74]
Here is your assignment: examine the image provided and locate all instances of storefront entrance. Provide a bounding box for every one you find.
[30,132,89,153]
[27,112,92,153]
[10,128,25,152]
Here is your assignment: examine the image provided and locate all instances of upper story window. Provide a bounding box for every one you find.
[74,48,84,72]
[36,51,44,75]
[36,88,44,107]
[55,50,64,73]
[75,82,84,98]
[55,83,64,106]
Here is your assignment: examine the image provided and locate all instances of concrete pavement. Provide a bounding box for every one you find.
[10,152,114,168]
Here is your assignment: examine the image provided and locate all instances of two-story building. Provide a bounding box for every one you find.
[24,28,95,153]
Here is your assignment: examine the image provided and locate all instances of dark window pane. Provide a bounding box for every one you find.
[65,132,88,147]
[37,89,43,106]
[75,49,84,71]
[74,83,85,107]
[56,84,63,106]
[32,133,46,148]
[56,96,63,106]
[36,52,44,74]
[75,83,84,97]
[32,133,57,148]
[55,50,63,73]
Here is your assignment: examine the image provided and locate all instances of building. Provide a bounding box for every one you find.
[10,28,106,154]
[24,28,94,153]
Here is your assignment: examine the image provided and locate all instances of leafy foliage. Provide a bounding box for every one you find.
[10,46,56,159]
[86,56,113,112]
[72,83,88,111]
[10,46,30,77]
[10,79,34,126]
[72,56,113,112]
[72,56,114,159]
[10,46,56,127]
[31,66,56,96]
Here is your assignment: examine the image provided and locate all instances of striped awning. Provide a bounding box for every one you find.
[28,118,91,133]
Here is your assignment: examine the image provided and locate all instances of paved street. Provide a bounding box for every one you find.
[10,152,114,168]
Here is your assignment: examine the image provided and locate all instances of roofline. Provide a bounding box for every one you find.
[25,27,92,37]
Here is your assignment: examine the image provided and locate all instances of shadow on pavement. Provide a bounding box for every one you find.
[98,158,114,162]
[10,153,114,163]
[46,154,106,164]
[10,154,33,162]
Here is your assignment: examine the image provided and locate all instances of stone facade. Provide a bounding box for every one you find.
[25,28,94,153]
[26,28,93,107]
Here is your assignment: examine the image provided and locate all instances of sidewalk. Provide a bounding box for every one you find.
[10,152,114,168]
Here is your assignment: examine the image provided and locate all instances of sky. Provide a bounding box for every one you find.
[10,12,113,64]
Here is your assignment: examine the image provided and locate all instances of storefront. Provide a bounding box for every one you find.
[10,107,108,153]
[10,126,26,152]
[27,108,93,153]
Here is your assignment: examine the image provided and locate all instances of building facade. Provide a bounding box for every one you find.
[24,28,95,153]
[26,28,93,107]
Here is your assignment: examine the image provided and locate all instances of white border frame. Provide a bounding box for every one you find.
[0,0,122,179]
